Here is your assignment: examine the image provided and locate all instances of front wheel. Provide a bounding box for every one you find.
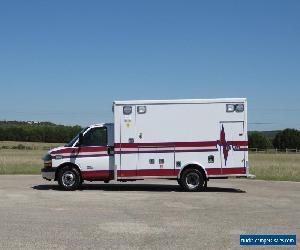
[177,178,184,188]
[180,168,206,192]
[58,166,82,191]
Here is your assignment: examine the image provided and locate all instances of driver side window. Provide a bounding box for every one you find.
[81,127,107,147]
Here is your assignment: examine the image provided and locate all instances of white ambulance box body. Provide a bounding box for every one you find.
[113,98,248,180]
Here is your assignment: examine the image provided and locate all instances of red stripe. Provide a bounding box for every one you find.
[227,141,248,146]
[115,149,218,154]
[82,170,114,180]
[71,154,108,158]
[115,141,247,148]
[51,154,108,159]
[52,146,108,155]
[206,168,222,175]
[222,167,246,174]
[206,167,246,175]
[114,141,218,148]
[51,148,77,154]
[117,168,245,177]
[81,168,246,179]
[51,141,247,154]
[118,169,178,177]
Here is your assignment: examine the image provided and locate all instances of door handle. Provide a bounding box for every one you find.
[107,147,114,155]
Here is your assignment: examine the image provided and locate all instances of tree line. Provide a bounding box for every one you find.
[249,129,300,149]
[0,123,82,143]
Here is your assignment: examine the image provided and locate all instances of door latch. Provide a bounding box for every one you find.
[107,147,114,155]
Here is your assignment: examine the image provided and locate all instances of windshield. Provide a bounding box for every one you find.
[65,127,89,147]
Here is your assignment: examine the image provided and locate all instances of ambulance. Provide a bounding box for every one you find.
[41,98,248,191]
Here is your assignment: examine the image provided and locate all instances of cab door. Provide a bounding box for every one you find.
[72,126,113,180]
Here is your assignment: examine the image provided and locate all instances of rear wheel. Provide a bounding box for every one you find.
[58,166,82,191]
[180,168,206,192]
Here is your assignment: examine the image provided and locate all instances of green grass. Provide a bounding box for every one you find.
[0,141,62,174]
[0,141,299,181]
[249,153,300,182]
[0,148,45,174]
[0,141,61,150]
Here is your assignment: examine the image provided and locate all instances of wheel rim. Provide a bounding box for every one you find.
[186,172,200,189]
[62,171,76,187]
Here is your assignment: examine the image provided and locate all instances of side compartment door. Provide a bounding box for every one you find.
[137,146,175,177]
[135,105,175,177]
[219,121,246,174]
[119,105,137,177]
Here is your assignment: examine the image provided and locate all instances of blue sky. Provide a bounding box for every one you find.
[0,0,299,130]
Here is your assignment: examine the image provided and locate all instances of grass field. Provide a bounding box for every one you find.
[0,141,299,181]
[249,153,300,182]
[0,141,61,175]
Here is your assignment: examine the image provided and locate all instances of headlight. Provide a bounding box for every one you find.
[43,154,52,168]
[44,160,52,168]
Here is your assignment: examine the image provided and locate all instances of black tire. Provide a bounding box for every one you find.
[177,178,184,188]
[180,168,206,192]
[57,166,82,191]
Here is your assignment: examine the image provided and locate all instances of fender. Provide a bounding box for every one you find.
[54,162,82,181]
[178,161,208,180]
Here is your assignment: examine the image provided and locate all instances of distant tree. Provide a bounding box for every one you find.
[0,122,82,143]
[248,132,273,149]
[273,128,300,149]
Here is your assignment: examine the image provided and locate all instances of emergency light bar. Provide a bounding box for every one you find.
[226,104,244,113]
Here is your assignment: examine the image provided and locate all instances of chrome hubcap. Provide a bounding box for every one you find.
[186,172,200,189]
[62,171,75,187]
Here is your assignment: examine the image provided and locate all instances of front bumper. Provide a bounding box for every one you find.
[41,168,56,181]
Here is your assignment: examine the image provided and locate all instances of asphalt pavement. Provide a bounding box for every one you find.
[0,176,299,250]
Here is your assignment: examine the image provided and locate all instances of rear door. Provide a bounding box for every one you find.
[219,121,246,174]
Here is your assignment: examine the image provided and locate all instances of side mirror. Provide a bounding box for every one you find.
[78,133,83,146]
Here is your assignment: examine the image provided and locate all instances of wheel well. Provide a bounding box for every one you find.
[55,162,82,181]
[180,164,207,181]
